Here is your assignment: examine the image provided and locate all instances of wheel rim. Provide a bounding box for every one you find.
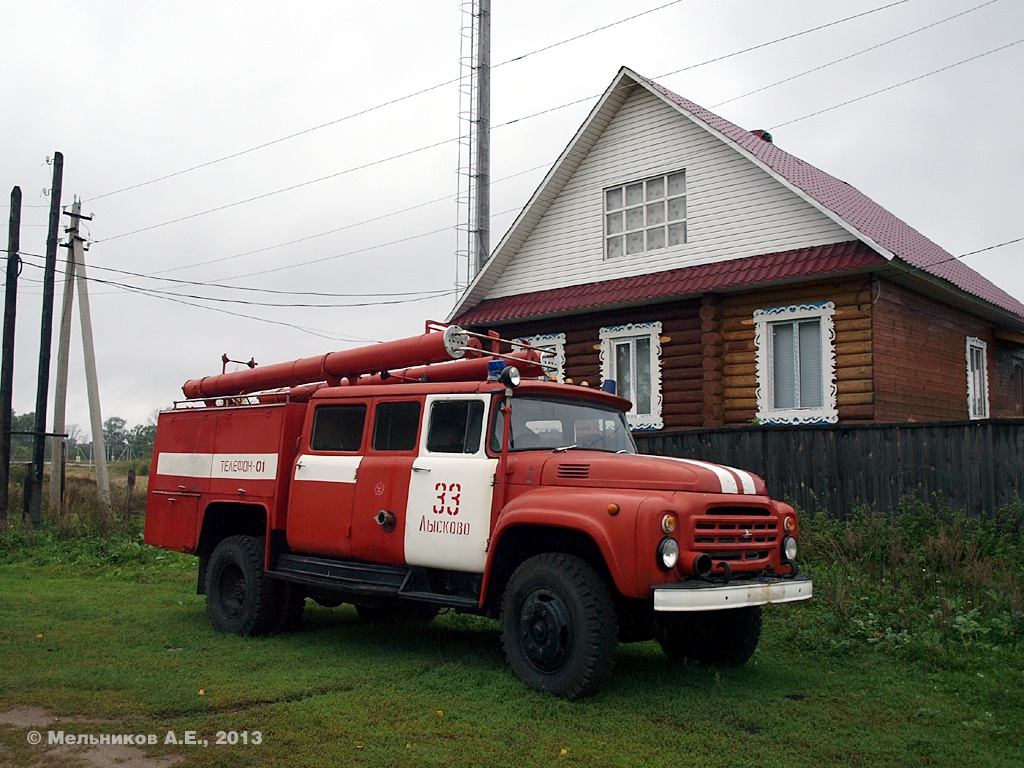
[517,587,573,673]
[215,561,247,621]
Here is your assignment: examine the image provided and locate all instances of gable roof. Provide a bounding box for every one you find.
[450,66,1024,328]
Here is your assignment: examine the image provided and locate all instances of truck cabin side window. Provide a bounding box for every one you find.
[310,404,367,452]
[426,400,484,454]
[372,401,422,451]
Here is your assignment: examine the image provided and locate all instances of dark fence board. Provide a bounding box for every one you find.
[635,420,1024,519]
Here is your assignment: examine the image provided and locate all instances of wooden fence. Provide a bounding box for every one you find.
[634,419,1024,518]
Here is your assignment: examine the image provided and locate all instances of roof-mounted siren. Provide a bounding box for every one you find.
[750,129,773,144]
[182,324,471,399]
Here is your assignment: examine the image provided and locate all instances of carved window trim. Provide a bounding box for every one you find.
[754,302,837,425]
[599,322,663,430]
[513,333,566,383]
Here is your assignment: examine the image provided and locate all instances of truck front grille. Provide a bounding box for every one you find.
[688,509,779,565]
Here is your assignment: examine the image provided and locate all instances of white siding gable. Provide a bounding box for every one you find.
[486,86,851,300]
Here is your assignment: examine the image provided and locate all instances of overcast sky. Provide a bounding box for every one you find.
[2,0,1022,440]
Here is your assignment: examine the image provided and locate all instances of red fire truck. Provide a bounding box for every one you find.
[144,322,811,699]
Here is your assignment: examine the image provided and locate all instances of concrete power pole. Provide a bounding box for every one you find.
[473,0,491,277]
[49,199,84,511]
[71,208,112,515]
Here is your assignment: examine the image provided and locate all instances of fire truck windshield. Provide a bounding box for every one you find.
[490,395,637,454]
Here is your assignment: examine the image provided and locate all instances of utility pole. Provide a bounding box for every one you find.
[72,207,112,516]
[26,153,63,528]
[473,0,491,276]
[49,199,84,511]
[1,186,21,521]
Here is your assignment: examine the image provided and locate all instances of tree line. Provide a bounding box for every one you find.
[7,410,157,463]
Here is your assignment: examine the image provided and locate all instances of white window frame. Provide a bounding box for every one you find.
[599,322,663,430]
[514,333,566,383]
[966,336,989,419]
[754,302,837,425]
[603,171,686,259]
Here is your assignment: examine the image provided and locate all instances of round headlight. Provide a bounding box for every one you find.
[657,537,680,570]
[782,535,798,561]
[499,365,521,388]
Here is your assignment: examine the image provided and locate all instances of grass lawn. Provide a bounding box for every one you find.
[0,551,1021,768]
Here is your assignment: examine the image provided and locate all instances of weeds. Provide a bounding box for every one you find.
[795,497,1024,665]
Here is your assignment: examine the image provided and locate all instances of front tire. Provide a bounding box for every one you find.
[500,553,618,700]
[656,606,762,666]
[205,535,278,636]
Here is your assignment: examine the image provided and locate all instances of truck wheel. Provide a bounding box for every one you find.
[656,606,762,666]
[205,535,278,636]
[500,553,618,700]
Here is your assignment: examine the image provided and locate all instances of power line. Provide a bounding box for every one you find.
[149,162,549,277]
[92,136,457,243]
[711,0,1000,109]
[771,38,1024,130]
[89,0,914,245]
[12,249,452,301]
[86,0,690,203]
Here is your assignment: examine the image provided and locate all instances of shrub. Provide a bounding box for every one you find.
[794,497,1024,665]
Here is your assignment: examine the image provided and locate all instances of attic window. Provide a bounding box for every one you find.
[604,171,686,259]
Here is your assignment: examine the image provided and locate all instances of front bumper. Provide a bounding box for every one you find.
[653,574,812,612]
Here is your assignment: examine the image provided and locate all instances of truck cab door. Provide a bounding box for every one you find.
[350,399,422,565]
[287,401,367,558]
[404,395,497,573]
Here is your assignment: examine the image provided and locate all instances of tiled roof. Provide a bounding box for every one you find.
[451,68,1024,326]
[641,75,1024,320]
[455,240,883,325]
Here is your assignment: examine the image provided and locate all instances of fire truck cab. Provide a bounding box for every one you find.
[145,323,812,700]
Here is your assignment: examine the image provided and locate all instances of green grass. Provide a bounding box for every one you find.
[1,498,1022,767]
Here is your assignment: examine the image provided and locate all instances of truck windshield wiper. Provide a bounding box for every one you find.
[552,444,578,453]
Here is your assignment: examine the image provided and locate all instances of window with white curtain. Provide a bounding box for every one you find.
[599,322,663,430]
[754,303,837,424]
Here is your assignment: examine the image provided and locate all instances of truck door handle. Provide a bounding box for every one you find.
[412,465,431,472]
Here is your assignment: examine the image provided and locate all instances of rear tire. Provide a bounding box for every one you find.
[205,535,278,636]
[500,553,617,700]
[656,606,762,666]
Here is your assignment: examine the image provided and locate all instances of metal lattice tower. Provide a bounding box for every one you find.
[454,0,490,296]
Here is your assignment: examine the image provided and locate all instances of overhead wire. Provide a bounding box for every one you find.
[85,0,691,204]
[89,0,915,245]
[771,37,1024,130]
[149,162,550,277]
[710,0,1001,109]
[9,1,1018,337]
